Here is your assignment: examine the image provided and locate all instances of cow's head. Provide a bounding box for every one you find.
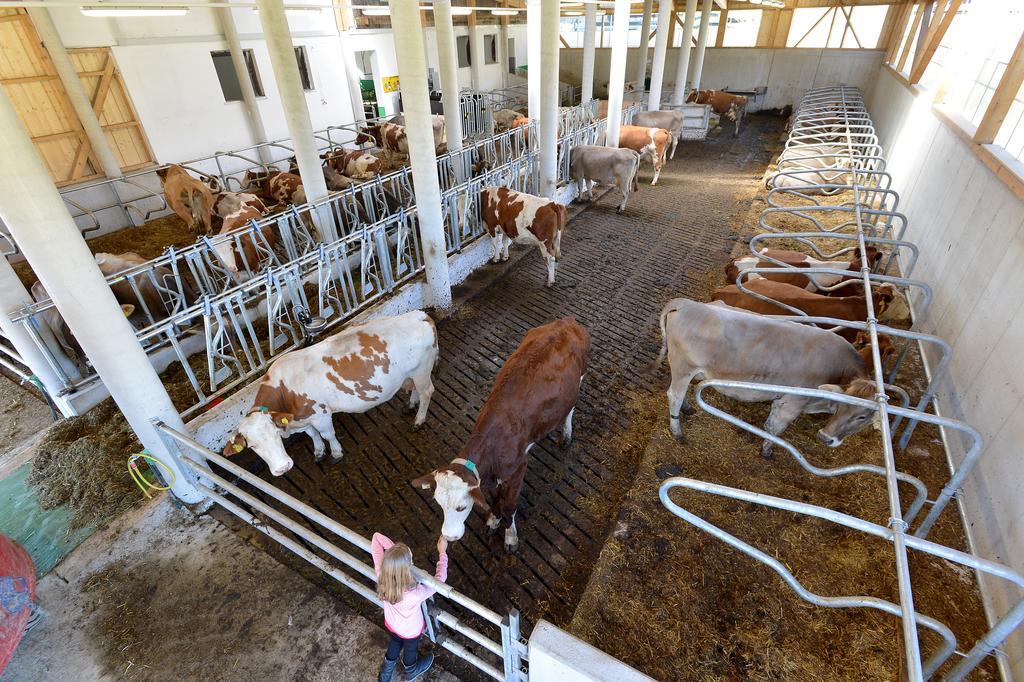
[223,408,295,476]
[242,169,271,192]
[853,331,897,365]
[356,126,382,147]
[412,461,490,542]
[876,284,911,323]
[685,90,700,104]
[816,378,877,447]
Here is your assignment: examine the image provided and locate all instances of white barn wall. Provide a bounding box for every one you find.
[559,47,882,110]
[867,66,1024,678]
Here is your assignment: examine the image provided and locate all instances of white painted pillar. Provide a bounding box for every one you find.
[339,31,367,127]
[690,0,713,91]
[581,4,597,105]
[467,24,483,91]
[434,0,464,155]
[0,86,203,503]
[28,8,121,181]
[605,0,632,147]
[255,0,335,239]
[527,0,541,119]
[647,0,673,110]
[498,22,510,89]
[0,255,73,416]
[217,6,271,162]
[539,0,560,198]
[387,0,452,310]
[671,0,698,105]
[633,0,654,96]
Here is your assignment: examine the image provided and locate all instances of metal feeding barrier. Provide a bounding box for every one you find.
[11,104,635,417]
[659,85,1024,680]
[154,423,528,681]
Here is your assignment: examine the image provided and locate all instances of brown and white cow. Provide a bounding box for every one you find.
[30,282,135,368]
[769,144,853,192]
[157,164,215,235]
[617,125,671,185]
[94,251,195,320]
[725,246,881,293]
[658,299,877,457]
[386,114,447,151]
[710,278,907,329]
[321,148,384,180]
[357,122,410,164]
[480,186,568,287]
[412,317,590,551]
[212,191,267,220]
[686,89,748,136]
[223,311,438,476]
[493,108,529,132]
[243,169,307,206]
[570,145,641,213]
[633,110,685,159]
[211,204,276,280]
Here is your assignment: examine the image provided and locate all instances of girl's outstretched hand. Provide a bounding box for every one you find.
[437,536,449,556]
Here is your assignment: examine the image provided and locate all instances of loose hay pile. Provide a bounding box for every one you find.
[28,399,141,533]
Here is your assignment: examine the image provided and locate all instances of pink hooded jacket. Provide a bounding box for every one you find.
[371,532,449,638]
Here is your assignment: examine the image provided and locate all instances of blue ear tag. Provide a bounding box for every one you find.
[464,460,477,475]
[257,406,269,413]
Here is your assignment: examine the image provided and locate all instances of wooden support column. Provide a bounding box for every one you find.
[885,2,914,62]
[715,6,727,47]
[897,2,924,74]
[975,29,1024,144]
[909,0,961,84]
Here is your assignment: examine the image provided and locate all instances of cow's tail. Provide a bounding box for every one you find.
[630,151,641,192]
[654,303,677,369]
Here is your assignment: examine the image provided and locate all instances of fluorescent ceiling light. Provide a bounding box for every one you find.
[491,8,519,15]
[449,6,473,15]
[80,5,189,16]
[362,7,389,15]
[563,11,583,15]
[253,6,325,14]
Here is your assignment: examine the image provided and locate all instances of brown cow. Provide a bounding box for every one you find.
[480,186,568,287]
[412,317,590,551]
[617,125,671,185]
[320,148,384,180]
[356,122,410,164]
[687,89,748,136]
[242,169,306,206]
[659,299,878,457]
[157,164,215,235]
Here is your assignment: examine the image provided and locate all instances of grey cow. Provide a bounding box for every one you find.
[569,145,641,213]
[633,110,685,159]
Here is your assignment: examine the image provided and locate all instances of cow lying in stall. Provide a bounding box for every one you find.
[725,246,881,293]
[493,108,529,132]
[413,317,590,551]
[321,148,384,181]
[658,299,881,457]
[617,125,671,186]
[157,164,216,235]
[768,145,854,193]
[222,311,438,476]
[686,89,748,137]
[570,145,641,213]
[30,282,136,369]
[357,117,447,166]
[632,110,685,159]
[210,194,276,280]
[242,169,306,206]
[480,186,568,287]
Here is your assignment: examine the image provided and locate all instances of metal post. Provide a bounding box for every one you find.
[647,0,673,110]
[0,85,203,503]
[634,0,654,96]
[527,0,541,119]
[217,6,271,164]
[254,0,335,240]
[539,0,560,198]
[0,255,72,416]
[690,0,713,92]
[671,0,698,105]
[605,0,632,147]
[581,3,597,105]
[387,0,453,310]
[435,0,465,155]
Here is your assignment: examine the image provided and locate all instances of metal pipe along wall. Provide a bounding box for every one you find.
[647,0,674,110]
[387,0,453,309]
[539,0,560,198]
[671,0,698,105]
[0,85,203,503]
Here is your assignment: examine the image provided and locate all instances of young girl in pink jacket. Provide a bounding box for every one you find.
[372,532,449,682]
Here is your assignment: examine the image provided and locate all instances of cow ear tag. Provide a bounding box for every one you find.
[233,443,244,453]
[281,418,289,425]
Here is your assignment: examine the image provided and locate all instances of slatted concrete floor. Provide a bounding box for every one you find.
[220,113,781,668]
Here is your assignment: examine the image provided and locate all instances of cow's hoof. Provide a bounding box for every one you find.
[504,542,519,554]
[760,446,775,460]
[313,450,326,462]
[411,421,425,432]
[681,403,696,417]
[560,435,572,449]
[671,430,688,444]
[330,452,344,463]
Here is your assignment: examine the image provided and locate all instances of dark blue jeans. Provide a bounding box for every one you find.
[386,631,421,667]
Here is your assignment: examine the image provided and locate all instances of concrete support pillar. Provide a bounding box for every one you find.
[0,85,203,503]
[690,0,713,91]
[467,23,483,91]
[581,3,597,105]
[434,0,464,155]
[387,0,452,310]
[539,0,560,198]
[671,0,698,105]
[217,7,271,163]
[254,0,335,240]
[498,22,510,89]
[527,0,541,119]
[605,0,632,147]
[0,255,73,416]
[647,0,673,110]
[633,0,654,96]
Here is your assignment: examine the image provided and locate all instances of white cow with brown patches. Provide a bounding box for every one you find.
[617,125,671,185]
[223,311,438,476]
[480,186,568,287]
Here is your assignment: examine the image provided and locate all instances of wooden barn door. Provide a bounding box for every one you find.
[0,9,155,186]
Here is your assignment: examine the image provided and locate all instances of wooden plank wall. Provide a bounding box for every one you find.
[0,8,154,186]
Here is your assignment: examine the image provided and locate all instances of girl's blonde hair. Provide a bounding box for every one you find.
[377,543,417,604]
